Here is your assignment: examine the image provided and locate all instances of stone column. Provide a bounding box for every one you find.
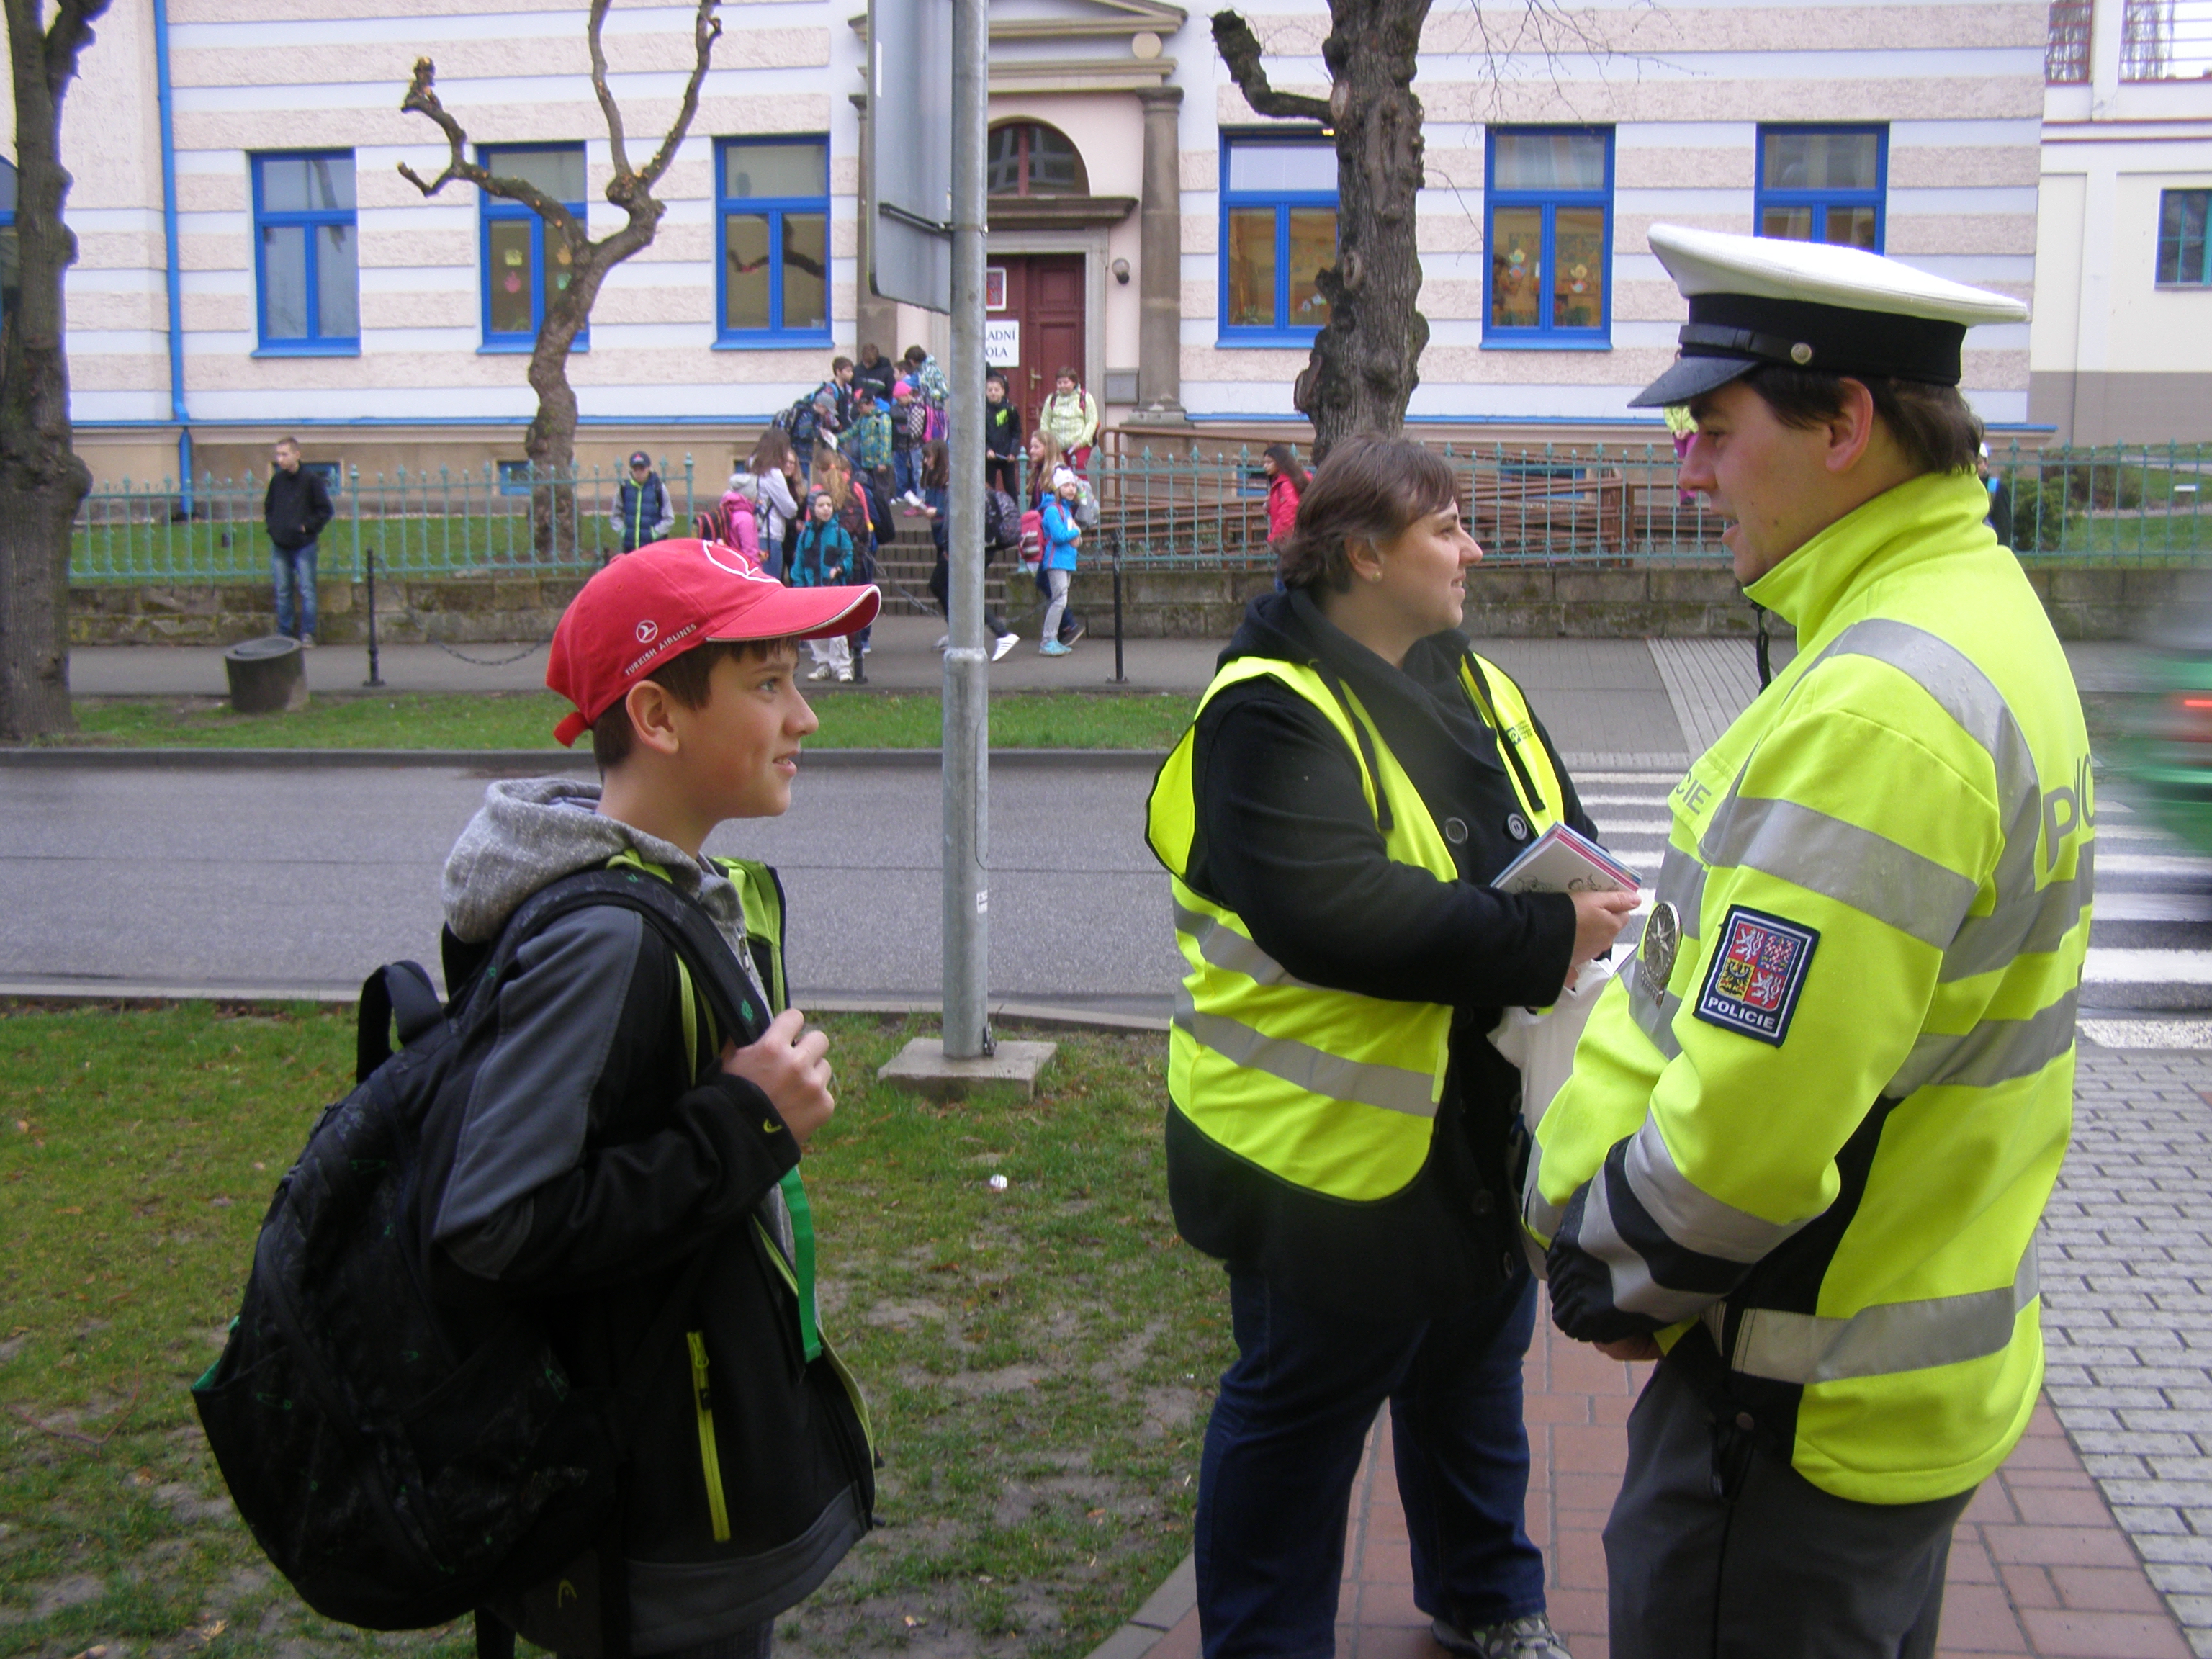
[850,91,899,358]
[1136,86,1187,421]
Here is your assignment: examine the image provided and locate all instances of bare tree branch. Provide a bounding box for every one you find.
[396,58,581,240]
[632,0,723,194]
[1212,9,1331,120]
[586,0,632,184]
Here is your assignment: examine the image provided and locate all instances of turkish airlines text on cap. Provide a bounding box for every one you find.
[545,538,879,746]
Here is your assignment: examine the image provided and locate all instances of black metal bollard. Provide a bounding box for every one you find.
[362,546,386,689]
[1110,531,1127,685]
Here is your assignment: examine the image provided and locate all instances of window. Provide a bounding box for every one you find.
[1220,133,1337,341]
[2159,190,2211,286]
[480,145,586,350]
[1484,128,1611,343]
[1756,127,1886,251]
[0,158,16,335]
[988,123,1088,197]
[716,137,829,342]
[252,152,359,353]
[2047,0,2093,81]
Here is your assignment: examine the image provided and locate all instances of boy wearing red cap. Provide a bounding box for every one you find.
[428,538,881,1657]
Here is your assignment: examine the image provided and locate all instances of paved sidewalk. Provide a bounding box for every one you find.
[1115,1044,2212,1659]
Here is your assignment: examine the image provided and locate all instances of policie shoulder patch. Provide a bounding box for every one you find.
[1694,905,1820,1046]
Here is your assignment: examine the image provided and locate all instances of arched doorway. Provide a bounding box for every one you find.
[985,122,1092,439]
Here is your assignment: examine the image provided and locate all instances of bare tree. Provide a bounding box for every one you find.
[0,0,108,740]
[1214,4,1431,459]
[400,0,720,555]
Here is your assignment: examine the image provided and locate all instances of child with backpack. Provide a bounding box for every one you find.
[1038,466,1084,658]
[890,378,928,501]
[1262,442,1309,548]
[793,490,856,683]
[907,439,1019,662]
[422,542,880,1653]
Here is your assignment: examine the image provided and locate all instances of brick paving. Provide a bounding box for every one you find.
[1125,1046,2212,1659]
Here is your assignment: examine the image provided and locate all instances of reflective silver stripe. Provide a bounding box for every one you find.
[1816,620,2061,983]
[1576,1160,1718,1324]
[1172,986,1439,1118]
[1172,902,1316,990]
[1628,974,1685,1061]
[1944,843,2095,984]
[1522,1138,1565,1245]
[1654,842,1707,923]
[1622,1115,1809,1265]
[1730,1244,2039,1385]
[1888,987,2080,1096]
[1699,795,1978,952]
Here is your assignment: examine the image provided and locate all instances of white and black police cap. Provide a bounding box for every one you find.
[1629,224,2029,410]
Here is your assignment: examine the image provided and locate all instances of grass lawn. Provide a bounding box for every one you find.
[73,517,626,585]
[0,1005,1228,1659]
[60,691,1197,752]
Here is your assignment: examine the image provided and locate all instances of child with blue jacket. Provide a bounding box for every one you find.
[792,492,855,682]
[1038,467,1083,658]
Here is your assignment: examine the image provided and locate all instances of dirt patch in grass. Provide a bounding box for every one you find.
[0,1004,1228,1659]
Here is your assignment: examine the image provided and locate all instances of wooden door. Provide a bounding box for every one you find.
[988,254,1087,439]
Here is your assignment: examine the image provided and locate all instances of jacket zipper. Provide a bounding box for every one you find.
[685,1330,732,1543]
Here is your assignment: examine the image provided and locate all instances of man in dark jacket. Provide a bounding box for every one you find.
[264,436,333,643]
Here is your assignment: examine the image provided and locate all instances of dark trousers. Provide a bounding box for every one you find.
[1195,1264,1546,1659]
[1605,1360,1976,1659]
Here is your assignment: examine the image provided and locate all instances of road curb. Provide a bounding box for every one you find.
[0,746,1169,771]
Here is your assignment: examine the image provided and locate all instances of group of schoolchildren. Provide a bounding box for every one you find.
[697,349,1126,664]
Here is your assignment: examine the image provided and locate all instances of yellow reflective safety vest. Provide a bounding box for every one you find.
[1529,471,2092,1505]
[1147,652,1563,1202]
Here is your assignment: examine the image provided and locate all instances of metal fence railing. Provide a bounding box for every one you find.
[71,457,700,584]
[68,440,2212,585]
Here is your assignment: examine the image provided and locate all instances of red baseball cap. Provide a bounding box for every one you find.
[546,537,880,746]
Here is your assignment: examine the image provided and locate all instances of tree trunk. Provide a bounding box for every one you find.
[522,250,597,559]
[1293,1,1433,461]
[0,0,102,740]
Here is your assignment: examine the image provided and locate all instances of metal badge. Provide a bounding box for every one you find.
[1639,901,1681,1000]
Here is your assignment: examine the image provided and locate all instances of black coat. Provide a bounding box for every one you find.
[1165,588,1594,1321]
[264,465,333,552]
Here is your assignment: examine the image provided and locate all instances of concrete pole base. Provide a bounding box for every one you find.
[877,1036,1058,1100]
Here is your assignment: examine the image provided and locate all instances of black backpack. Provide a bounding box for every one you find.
[192,868,766,1648]
[984,487,1021,555]
[770,394,819,449]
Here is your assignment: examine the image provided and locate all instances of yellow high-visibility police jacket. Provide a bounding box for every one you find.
[1148,652,1565,1204]
[1529,469,2092,1505]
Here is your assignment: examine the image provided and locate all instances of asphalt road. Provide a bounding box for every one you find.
[0,758,1182,1015]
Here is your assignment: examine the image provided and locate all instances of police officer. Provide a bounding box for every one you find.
[1147,435,1636,1659]
[1526,226,2090,1657]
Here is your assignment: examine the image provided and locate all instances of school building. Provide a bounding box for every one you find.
[0,0,2080,489]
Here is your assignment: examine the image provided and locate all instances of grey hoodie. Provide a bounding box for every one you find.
[444,777,758,989]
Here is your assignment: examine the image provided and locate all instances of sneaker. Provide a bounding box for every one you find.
[835,666,854,682]
[992,632,1020,662]
[935,633,950,651]
[299,635,317,649]
[1039,639,1072,657]
[1431,1614,1573,1659]
[1060,618,1087,646]
[900,490,927,508]
[807,662,833,682]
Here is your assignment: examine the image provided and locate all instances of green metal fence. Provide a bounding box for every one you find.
[71,456,699,583]
[68,439,2212,585]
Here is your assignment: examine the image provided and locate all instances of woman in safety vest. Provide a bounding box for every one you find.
[1144,436,1635,1659]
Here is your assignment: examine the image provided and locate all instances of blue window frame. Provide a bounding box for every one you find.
[1756,126,1887,251]
[0,157,16,333]
[2157,189,2211,286]
[251,151,359,354]
[1219,131,1338,343]
[1484,127,1612,346]
[479,144,588,352]
[716,137,830,343]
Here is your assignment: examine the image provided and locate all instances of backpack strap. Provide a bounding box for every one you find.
[355,959,442,1084]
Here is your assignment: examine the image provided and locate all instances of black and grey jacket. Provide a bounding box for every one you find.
[423,778,873,1653]
[1166,589,1596,1323]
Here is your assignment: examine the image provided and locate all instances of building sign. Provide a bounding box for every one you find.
[985,318,1020,367]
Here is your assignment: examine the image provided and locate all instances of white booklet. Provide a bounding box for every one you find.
[1490,822,1640,894]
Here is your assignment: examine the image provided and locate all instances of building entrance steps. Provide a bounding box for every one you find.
[1102,1298,2191,1659]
